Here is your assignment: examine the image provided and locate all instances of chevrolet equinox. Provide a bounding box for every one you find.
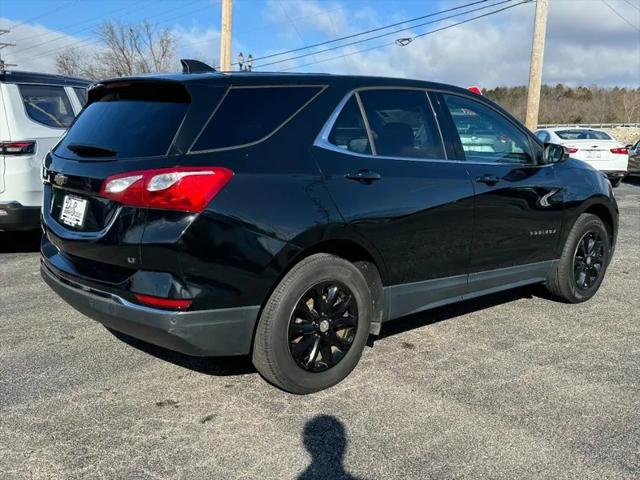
[41,61,619,394]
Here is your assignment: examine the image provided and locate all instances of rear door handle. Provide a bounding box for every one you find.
[475,174,501,186]
[346,170,382,183]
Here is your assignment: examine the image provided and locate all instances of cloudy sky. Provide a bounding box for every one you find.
[0,0,638,87]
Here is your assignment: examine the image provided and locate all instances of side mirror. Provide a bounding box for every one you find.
[543,143,567,164]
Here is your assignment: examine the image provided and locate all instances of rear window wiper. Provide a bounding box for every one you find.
[66,143,118,157]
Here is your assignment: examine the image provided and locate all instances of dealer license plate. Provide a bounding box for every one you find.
[60,195,88,228]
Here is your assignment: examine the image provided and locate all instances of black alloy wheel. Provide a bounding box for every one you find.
[573,230,605,291]
[288,281,358,372]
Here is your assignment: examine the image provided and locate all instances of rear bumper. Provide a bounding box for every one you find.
[602,170,627,179]
[0,202,41,231]
[41,261,260,356]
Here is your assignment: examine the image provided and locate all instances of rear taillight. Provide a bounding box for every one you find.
[134,293,192,310]
[567,147,579,154]
[0,141,35,155]
[610,147,628,155]
[100,167,233,212]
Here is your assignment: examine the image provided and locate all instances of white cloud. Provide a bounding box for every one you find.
[175,26,223,67]
[0,17,97,73]
[264,0,351,38]
[1,0,638,86]
[260,0,640,87]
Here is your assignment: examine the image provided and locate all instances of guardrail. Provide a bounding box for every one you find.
[537,123,640,129]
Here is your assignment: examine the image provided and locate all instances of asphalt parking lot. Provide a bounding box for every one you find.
[1,180,638,480]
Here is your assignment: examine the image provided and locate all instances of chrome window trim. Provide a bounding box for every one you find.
[315,86,450,163]
[314,85,553,168]
[188,84,328,154]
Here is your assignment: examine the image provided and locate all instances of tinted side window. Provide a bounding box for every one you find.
[73,87,88,107]
[359,89,444,159]
[18,84,75,128]
[328,95,371,155]
[192,86,322,151]
[443,94,534,164]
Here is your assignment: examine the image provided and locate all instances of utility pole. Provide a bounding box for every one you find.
[525,0,549,131]
[219,0,233,71]
[0,29,17,72]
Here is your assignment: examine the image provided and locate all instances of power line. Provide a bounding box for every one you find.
[602,0,640,31]
[22,0,216,63]
[0,29,18,72]
[254,0,518,70]
[225,0,496,68]
[619,0,640,12]
[274,0,531,72]
[6,0,78,32]
[276,0,326,73]
[8,0,160,57]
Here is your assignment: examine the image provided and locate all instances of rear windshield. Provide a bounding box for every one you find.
[19,84,75,128]
[55,82,189,159]
[191,86,323,152]
[555,129,611,140]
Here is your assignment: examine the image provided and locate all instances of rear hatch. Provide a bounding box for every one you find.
[42,80,197,281]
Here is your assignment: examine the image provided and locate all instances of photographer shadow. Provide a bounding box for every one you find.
[298,415,365,480]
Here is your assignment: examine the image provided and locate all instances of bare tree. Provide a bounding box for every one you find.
[485,85,640,124]
[56,20,177,80]
[622,88,640,124]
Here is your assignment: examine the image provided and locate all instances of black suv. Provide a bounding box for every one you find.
[41,63,618,394]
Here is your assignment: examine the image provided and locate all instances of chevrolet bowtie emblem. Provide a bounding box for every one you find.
[53,173,68,186]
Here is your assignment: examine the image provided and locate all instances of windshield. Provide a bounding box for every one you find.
[555,129,611,140]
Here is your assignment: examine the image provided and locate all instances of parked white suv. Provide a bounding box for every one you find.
[534,127,628,187]
[0,71,89,230]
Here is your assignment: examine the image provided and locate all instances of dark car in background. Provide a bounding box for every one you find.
[41,63,618,394]
[627,138,640,176]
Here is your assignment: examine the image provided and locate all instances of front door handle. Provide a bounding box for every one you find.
[346,170,382,183]
[475,174,501,186]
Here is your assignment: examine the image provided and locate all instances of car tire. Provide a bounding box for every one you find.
[545,213,610,303]
[252,253,372,394]
[610,178,622,188]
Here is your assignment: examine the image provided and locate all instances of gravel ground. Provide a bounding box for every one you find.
[1,180,638,480]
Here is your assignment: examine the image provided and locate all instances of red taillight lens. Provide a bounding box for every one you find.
[100,167,233,212]
[610,147,628,155]
[0,141,35,155]
[567,147,579,154]
[134,293,192,310]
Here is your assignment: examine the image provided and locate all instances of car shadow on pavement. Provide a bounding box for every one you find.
[376,285,539,342]
[108,286,542,378]
[623,176,640,186]
[298,415,364,480]
[106,327,256,376]
[0,230,41,253]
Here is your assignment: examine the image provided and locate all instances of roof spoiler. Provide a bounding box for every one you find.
[180,59,216,74]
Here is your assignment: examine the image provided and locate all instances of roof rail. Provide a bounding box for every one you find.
[180,59,216,74]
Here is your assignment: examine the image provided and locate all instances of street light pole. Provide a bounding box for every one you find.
[219,0,233,71]
[525,0,549,131]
